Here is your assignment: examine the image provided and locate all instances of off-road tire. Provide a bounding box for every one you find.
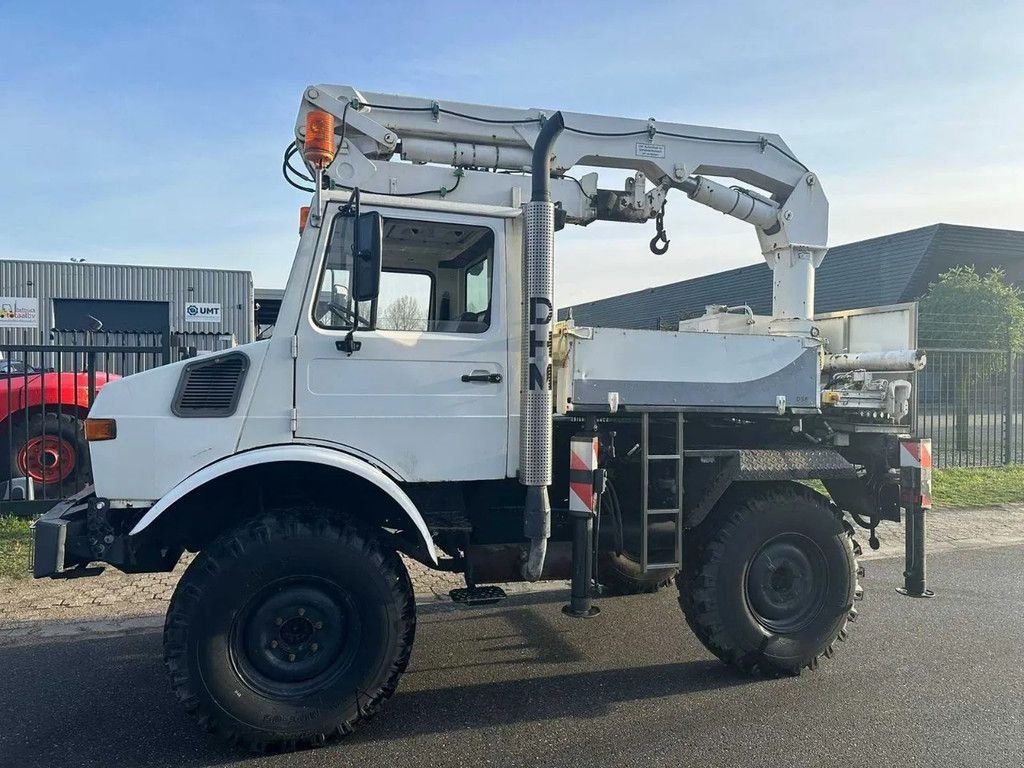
[677,483,862,676]
[5,412,90,499]
[163,511,416,751]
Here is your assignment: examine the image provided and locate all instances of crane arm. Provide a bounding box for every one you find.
[295,84,829,333]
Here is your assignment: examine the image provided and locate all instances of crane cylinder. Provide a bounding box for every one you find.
[682,175,779,230]
[402,137,533,171]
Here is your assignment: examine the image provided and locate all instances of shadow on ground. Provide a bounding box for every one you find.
[0,590,746,768]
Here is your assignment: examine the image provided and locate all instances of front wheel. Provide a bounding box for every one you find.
[164,511,416,750]
[677,484,861,676]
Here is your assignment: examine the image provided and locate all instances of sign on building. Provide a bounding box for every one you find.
[0,297,39,329]
[184,302,222,324]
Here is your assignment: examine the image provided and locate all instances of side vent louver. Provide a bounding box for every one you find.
[172,352,249,418]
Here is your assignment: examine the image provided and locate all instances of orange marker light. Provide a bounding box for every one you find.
[84,418,117,441]
[303,110,336,168]
[299,206,310,234]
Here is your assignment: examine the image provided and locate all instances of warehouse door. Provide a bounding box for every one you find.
[52,299,170,335]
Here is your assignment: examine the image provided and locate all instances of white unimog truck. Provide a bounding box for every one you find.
[33,84,930,749]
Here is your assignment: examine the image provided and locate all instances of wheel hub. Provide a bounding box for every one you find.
[232,579,358,694]
[746,534,828,634]
[17,435,76,484]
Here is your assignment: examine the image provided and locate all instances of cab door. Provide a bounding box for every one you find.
[294,205,510,482]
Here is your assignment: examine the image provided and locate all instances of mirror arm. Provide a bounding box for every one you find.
[336,331,362,356]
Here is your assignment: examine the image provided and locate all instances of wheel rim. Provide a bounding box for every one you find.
[16,435,76,484]
[745,533,828,634]
[229,576,361,698]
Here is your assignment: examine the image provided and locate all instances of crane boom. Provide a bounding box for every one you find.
[295,84,829,334]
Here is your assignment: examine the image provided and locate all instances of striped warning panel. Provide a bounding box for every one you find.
[900,439,933,509]
[900,439,932,469]
[569,436,598,513]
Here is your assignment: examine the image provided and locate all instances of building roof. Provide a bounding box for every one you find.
[560,224,1024,329]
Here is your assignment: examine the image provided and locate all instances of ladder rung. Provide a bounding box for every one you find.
[646,509,682,516]
[645,562,680,570]
[647,454,681,460]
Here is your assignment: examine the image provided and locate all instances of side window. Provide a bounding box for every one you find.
[314,214,494,334]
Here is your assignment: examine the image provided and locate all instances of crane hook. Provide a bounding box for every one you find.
[649,202,670,255]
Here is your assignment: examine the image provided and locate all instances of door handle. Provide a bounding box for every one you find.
[461,372,503,384]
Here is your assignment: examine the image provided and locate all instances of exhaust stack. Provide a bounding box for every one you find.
[520,111,564,581]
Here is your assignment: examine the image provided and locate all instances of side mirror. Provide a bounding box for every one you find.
[353,212,383,302]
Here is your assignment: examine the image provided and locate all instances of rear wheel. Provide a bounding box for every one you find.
[164,511,416,750]
[677,484,861,676]
[598,480,678,595]
[5,412,90,498]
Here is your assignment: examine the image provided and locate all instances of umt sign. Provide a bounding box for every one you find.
[184,302,222,324]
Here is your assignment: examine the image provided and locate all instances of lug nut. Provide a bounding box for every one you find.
[270,640,279,649]
[298,608,306,617]
[311,643,319,653]
[275,617,284,626]
[288,653,296,662]
[314,621,323,630]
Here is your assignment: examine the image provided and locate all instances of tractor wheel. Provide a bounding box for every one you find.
[6,412,90,499]
[164,511,416,750]
[677,483,862,676]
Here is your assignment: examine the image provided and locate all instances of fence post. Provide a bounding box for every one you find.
[1006,346,1016,465]
[86,351,97,404]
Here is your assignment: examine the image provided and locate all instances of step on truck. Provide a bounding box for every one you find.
[32,85,931,750]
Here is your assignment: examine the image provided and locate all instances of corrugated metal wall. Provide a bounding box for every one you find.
[0,260,254,346]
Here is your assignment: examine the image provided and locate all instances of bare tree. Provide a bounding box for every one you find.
[378,295,427,331]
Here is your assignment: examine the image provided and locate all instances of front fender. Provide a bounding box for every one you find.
[128,444,437,563]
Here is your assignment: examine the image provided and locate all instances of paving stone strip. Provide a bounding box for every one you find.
[2,504,1022,635]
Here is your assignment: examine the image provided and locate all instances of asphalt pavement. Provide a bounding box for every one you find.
[1,546,1022,768]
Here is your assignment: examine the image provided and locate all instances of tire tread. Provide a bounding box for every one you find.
[677,483,862,677]
[163,509,415,751]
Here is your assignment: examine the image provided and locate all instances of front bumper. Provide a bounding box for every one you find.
[32,489,178,579]
[32,487,97,578]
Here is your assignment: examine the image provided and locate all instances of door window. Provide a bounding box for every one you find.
[313,214,494,334]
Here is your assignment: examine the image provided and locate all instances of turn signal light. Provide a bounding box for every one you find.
[303,110,336,168]
[299,206,310,234]
[84,418,117,441]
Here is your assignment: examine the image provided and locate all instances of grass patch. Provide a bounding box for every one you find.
[805,466,1024,509]
[0,516,33,580]
[931,465,1024,508]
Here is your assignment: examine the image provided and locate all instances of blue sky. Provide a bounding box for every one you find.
[2,1,1022,306]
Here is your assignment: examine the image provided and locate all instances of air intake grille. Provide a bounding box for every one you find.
[172,352,249,418]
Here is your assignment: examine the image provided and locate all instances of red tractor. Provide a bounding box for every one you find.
[1,360,118,498]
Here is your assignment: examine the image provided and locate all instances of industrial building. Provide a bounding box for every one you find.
[561,224,1024,329]
[0,259,255,359]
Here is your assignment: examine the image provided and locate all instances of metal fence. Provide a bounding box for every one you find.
[1,334,166,516]
[915,347,1023,468]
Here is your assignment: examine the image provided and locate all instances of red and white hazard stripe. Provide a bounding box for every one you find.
[568,436,598,513]
[900,439,932,470]
[900,438,933,509]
